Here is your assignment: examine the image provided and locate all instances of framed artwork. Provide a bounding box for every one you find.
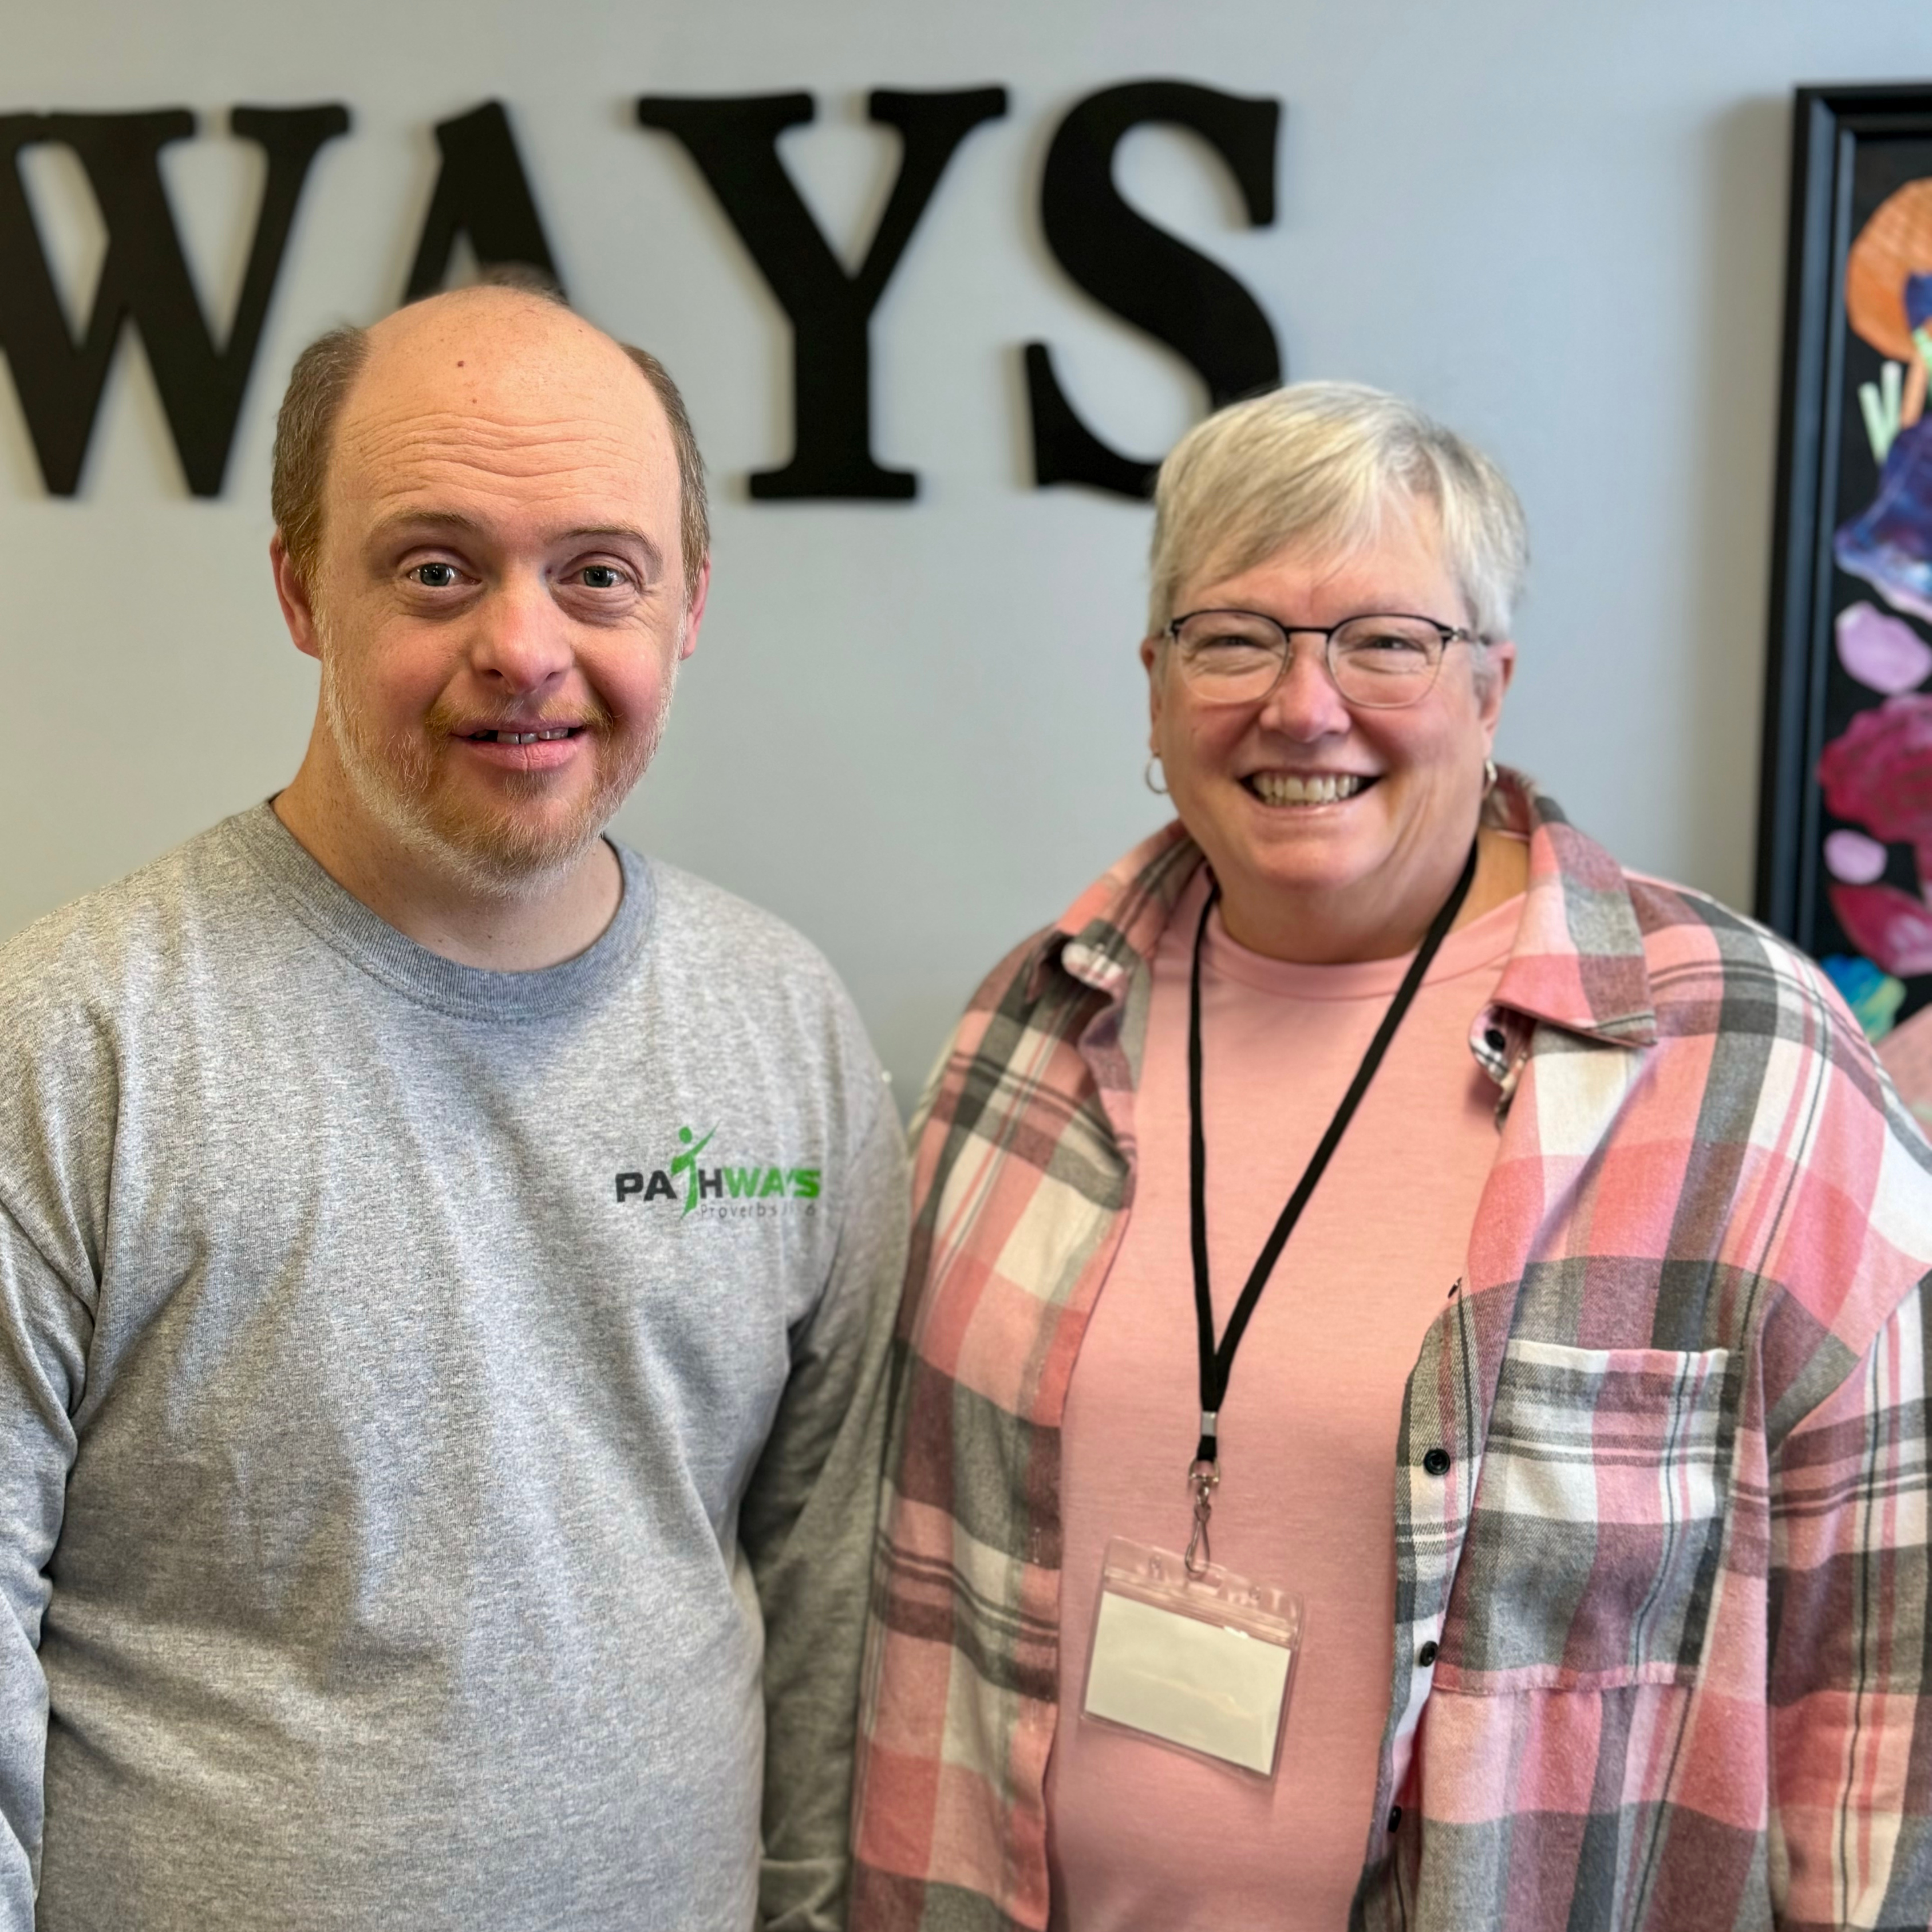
[1760,82,1932,1078]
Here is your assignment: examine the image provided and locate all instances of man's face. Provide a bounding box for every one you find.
[284,294,703,894]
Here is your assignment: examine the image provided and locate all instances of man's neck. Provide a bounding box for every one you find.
[273,756,623,973]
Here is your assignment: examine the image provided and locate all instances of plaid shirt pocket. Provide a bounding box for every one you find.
[1437,1340,1731,1692]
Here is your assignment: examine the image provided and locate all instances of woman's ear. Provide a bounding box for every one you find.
[1140,634,1165,744]
[1477,637,1517,737]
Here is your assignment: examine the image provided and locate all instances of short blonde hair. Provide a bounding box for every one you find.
[1148,382,1528,641]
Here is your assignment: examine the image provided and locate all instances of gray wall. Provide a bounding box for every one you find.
[3,0,1928,1101]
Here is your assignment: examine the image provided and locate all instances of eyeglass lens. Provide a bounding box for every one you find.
[1169,614,1448,707]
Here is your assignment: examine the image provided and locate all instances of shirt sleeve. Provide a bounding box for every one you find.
[742,1080,910,1932]
[1768,1274,1932,1930]
[0,1195,91,1930]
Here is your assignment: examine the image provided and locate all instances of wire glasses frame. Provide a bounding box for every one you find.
[1162,609,1483,709]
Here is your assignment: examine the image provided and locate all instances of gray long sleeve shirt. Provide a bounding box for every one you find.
[0,805,908,1932]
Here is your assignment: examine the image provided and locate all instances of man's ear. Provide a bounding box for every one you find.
[678,556,712,662]
[270,532,323,662]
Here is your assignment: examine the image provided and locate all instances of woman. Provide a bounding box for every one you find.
[849,385,1932,1931]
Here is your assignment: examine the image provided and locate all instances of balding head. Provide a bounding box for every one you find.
[271,286,708,601]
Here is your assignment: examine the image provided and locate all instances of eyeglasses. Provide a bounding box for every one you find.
[1162,609,1482,709]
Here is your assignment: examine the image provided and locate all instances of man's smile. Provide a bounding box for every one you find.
[450,720,592,772]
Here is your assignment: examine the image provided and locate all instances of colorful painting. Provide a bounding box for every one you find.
[1761,85,1932,1095]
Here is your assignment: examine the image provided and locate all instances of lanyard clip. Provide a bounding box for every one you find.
[1185,1449,1220,1578]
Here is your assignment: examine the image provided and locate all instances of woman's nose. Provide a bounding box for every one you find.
[1257,639,1354,741]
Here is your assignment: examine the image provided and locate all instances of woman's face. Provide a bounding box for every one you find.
[1143,513,1515,963]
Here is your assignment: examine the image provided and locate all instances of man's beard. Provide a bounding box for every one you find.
[319,643,671,900]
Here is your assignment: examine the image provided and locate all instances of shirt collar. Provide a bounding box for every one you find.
[1039,768,1658,1050]
[1485,771,1657,1048]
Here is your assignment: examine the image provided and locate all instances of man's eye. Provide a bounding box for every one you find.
[579,566,626,590]
[410,562,460,588]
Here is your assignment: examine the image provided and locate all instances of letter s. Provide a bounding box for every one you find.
[1025,80,1281,499]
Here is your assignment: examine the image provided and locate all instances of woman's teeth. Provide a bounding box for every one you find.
[1249,773,1366,805]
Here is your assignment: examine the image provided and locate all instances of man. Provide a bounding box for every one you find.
[0,285,907,1931]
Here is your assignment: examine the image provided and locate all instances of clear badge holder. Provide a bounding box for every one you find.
[1080,1535,1303,1779]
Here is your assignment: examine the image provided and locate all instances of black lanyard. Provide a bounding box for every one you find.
[1186,839,1480,1491]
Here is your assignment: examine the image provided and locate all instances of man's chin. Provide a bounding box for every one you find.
[340,765,622,901]
[402,801,615,900]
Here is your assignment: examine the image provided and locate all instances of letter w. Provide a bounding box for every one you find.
[0,104,349,496]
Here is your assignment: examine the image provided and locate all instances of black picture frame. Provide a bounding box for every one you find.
[1760,83,1932,1034]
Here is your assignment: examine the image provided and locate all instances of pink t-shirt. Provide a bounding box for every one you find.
[1046,868,1524,1930]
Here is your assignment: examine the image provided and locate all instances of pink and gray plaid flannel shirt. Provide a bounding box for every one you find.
[850,773,1932,1932]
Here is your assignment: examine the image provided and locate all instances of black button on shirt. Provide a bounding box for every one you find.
[1423,1446,1451,1476]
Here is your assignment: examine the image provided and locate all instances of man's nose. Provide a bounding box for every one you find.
[1257,638,1353,741]
[469,576,573,693]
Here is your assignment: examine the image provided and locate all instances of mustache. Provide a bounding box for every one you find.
[425,692,618,737]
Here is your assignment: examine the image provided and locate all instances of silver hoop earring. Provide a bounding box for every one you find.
[1484,757,1498,791]
[1144,754,1170,797]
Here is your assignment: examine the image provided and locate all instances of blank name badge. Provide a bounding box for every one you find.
[1080,1537,1303,1779]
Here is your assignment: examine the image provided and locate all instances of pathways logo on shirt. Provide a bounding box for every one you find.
[615,1125,821,1220]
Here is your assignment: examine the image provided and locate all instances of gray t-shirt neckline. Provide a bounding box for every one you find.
[227,802,654,1026]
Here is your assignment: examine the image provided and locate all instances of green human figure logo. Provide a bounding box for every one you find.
[670,1124,716,1215]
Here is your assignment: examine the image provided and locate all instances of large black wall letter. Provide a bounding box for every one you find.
[636,88,1006,499]
[0,105,349,496]
[404,101,561,301]
[1028,81,1281,499]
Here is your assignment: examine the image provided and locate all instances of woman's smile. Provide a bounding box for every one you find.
[1242,771,1376,807]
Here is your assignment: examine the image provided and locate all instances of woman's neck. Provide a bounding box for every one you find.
[1216,826,1528,965]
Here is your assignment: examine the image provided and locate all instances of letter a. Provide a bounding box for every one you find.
[403,101,562,301]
